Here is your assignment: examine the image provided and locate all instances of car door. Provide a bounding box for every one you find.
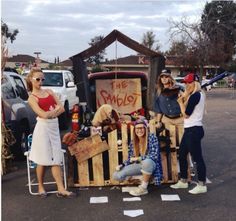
[8,74,36,131]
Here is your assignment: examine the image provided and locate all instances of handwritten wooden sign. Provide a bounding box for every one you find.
[68,134,110,164]
[96,78,142,114]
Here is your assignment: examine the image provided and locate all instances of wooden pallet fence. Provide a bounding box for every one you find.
[149,119,184,183]
[68,121,184,187]
[68,125,130,187]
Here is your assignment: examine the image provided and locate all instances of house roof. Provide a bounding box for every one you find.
[102,55,179,66]
[7,54,49,63]
[103,55,150,65]
[58,59,73,66]
[61,55,186,68]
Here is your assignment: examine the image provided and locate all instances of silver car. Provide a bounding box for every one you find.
[1,71,36,160]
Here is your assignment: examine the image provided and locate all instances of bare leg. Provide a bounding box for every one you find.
[51,165,71,195]
[143,173,151,183]
[36,165,46,193]
[140,173,151,189]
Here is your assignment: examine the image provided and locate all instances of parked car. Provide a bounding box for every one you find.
[201,79,212,91]
[1,71,36,160]
[227,73,236,88]
[41,70,79,130]
[174,76,185,90]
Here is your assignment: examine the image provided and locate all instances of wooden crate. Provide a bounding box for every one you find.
[67,121,184,187]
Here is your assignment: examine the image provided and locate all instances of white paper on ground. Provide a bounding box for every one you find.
[206,177,212,184]
[123,197,141,202]
[90,196,108,203]
[122,186,136,192]
[79,187,89,191]
[161,194,180,201]
[123,209,144,217]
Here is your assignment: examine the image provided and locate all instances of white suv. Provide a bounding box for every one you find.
[41,70,79,130]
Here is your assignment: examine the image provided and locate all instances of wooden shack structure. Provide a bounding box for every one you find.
[70,29,165,111]
[67,30,176,187]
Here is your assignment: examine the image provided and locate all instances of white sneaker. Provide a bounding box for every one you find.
[170,180,188,189]
[129,185,148,196]
[189,184,207,194]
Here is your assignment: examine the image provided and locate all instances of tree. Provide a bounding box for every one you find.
[165,40,193,71]
[141,31,161,52]
[168,1,236,76]
[200,1,236,64]
[87,35,106,65]
[166,40,188,56]
[1,21,19,173]
[1,21,19,43]
[168,17,210,79]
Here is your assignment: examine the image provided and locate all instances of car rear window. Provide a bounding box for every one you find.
[43,72,63,87]
[1,76,16,99]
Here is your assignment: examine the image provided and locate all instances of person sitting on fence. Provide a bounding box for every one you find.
[170,73,207,194]
[113,118,163,196]
[92,104,121,133]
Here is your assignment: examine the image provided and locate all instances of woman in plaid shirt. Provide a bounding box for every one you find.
[113,118,163,196]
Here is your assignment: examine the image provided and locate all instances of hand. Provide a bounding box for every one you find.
[62,132,77,146]
[177,95,184,104]
[115,164,124,171]
[55,105,62,113]
[53,105,63,117]
[156,121,162,129]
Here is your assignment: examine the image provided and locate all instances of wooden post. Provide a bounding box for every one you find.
[147,56,165,111]
[121,124,128,161]
[108,130,119,185]
[78,161,90,186]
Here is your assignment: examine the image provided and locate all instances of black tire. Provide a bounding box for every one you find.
[59,102,70,130]
[11,123,30,161]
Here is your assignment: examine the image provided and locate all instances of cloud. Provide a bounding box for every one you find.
[2,0,207,62]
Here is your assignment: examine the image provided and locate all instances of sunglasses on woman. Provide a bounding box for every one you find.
[32,77,45,82]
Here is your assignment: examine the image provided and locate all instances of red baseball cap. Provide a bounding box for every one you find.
[182,73,199,83]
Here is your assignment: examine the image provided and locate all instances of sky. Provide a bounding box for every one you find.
[2,0,209,63]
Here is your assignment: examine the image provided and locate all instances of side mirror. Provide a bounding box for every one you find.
[67,81,75,87]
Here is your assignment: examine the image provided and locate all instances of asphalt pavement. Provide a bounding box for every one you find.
[1,88,236,221]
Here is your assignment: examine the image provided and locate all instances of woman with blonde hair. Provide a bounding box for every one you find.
[113,118,163,196]
[26,68,76,198]
[170,73,207,194]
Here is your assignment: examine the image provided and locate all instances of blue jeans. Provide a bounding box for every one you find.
[113,159,156,181]
[179,126,206,182]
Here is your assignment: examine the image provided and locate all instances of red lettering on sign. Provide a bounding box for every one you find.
[99,90,141,107]
[110,80,128,90]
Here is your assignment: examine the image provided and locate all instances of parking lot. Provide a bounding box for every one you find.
[2,88,236,221]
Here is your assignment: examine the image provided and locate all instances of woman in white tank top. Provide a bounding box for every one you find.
[170,73,207,195]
